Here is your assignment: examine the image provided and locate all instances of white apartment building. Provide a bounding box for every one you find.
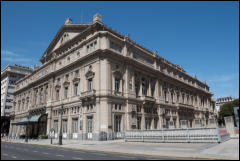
[1,65,32,134]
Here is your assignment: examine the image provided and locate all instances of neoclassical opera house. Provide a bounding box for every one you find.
[9,14,215,140]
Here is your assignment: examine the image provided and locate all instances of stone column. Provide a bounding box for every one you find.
[67,113,72,139]
[46,108,52,136]
[139,78,142,97]
[148,79,151,96]
[141,106,145,130]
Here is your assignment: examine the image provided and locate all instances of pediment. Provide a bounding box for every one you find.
[42,24,92,59]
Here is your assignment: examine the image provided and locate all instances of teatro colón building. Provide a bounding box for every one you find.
[9,14,215,141]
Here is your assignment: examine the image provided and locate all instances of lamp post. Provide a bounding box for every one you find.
[58,104,65,145]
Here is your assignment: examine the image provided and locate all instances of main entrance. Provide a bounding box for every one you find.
[87,116,93,140]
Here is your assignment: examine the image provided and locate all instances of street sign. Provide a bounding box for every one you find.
[49,128,55,138]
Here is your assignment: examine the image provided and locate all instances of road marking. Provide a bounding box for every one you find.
[33,151,38,153]
[72,157,83,160]
[74,151,86,153]
[119,156,136,159]
[12,156,17,159]
[3,154,8,156]
[95,153,107,156]
[56,154,64,157]
[43,152,49,155]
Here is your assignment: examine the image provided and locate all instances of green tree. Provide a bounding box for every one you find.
[217,99,239,126]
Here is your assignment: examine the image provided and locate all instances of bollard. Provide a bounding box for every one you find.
[51,138,53,144]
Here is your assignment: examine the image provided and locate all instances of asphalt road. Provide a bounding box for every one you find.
[1,142,187,160]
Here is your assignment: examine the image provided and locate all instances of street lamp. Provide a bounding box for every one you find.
[58,104,65,145]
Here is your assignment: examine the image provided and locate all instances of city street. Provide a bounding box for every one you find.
[1,142,185,160]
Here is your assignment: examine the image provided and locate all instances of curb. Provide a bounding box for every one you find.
[2,141,238,160]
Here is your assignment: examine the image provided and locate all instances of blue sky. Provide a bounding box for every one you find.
[1,1,239,100]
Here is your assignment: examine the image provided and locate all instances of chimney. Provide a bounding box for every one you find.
[93,13,102,23]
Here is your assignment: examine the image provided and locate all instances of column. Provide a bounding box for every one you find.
[148,79,151,96]
[155,80,159,100]
[46,108,52,136]
[141,106,145,130]
[139,78,142,97]
[67,114,72,139]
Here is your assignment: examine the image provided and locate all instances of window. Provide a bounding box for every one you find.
[56,89,60,100]
[89,79,93,90]
[77,51,80,56]
[114,115,121,132]
[62,120,68,133]
[142,78,147,96]
[66,74,69,81]
[145,118,151,130]
[137,106,141,112]
[72,118,78,133]
[87,40,98,53]
[74,83,79,96]
[65,87,68,99]
[75,70,79,77]
[135,83,139,96]
[115,78,120,92]
[53,120,58,133]
[137,117,141,130]
[80,120,83,130]
[115,104,118,110]
[110,41,122,53]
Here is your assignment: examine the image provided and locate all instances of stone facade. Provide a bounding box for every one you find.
[9,14,215,140]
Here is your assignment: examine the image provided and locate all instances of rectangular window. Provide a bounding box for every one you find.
[56,89,59,100]
[53,120,58,133]
[115,78,120,92]
[80,120,83,130]
[65,87,68,99]
[114,115,121,132]
[66,74,69,81]
[72,118,78,133]
[75,70,79,77]
[110,41,122,53]
[62,120,68,133]
[145,118,151,130]
[89,79,93,90]
[74,83,79,96]
[137,117,141,130]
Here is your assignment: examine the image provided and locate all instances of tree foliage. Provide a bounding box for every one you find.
[217,99,239,125]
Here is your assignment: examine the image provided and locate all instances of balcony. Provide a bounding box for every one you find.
[112,90,123,97]
[137,95,156,104]
[80,90,96,100]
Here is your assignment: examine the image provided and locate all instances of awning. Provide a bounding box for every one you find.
[12,114,42,125]
[29,114,41,122]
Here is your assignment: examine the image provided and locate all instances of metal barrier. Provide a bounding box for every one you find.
[125,127,230,143]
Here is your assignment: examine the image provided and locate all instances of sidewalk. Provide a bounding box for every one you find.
[2,138,239,160]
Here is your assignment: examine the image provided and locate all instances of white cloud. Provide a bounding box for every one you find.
[1,50,18,56]
[2,57,32,62]
[208,73,238,83]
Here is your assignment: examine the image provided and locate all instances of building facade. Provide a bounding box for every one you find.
[1,65,32,134]
[9,14,215,140]
[215,96,235,115]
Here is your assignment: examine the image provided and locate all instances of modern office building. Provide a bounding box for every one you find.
[1,65,32,135]
[9,14,215,140]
